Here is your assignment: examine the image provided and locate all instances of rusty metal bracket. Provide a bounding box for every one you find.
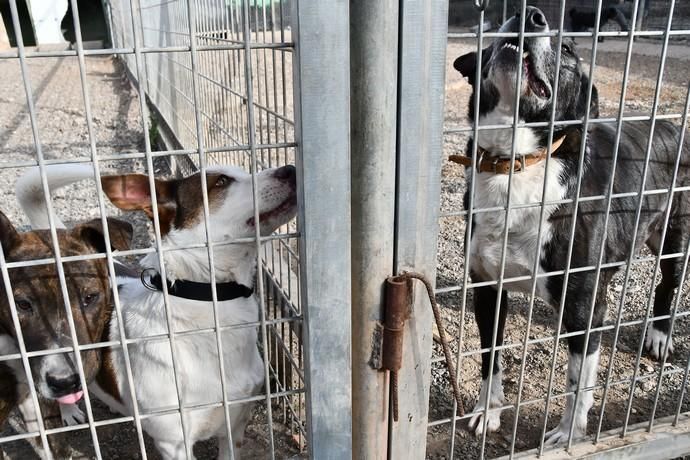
[382,275,413,421]
[382,272,464,422]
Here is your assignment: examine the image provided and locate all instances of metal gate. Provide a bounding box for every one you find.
[346,0,690,459]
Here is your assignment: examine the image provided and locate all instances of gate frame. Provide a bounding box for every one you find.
[292,1,353,458]
[389,0,449,457]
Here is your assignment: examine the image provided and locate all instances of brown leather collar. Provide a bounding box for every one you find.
[449,135,566,174]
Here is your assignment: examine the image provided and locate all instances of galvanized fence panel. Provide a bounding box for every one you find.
[0,0,348,458]
[423,0,690,459]
[389,0,449,458]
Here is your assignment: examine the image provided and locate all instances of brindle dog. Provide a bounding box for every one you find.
[0,210,131,457]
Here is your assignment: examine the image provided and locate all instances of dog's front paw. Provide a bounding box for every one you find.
[59,403,85,426]
[645,325,673,360]
[544,422,585,445]
[467,394,504,436]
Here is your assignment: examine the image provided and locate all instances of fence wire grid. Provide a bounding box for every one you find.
[432,1,690,459]
[0,0,306,459]
[0,0,690,459]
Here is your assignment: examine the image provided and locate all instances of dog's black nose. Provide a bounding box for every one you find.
[273,164,296,182]
[525,7,547,31]
[516,7,548,32]
[529,8,547,28]
[47,373,81,395]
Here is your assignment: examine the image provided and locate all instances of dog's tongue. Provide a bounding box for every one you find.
[57,390,83,405]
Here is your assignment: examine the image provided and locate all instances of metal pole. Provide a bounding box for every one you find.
[292,0,352,458]
[349,0,399,457]
[389,0,448,457]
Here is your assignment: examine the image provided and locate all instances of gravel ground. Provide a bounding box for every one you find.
[1,36,689,460]
[429,37,690,459]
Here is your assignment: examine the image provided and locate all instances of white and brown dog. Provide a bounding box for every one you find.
[17,163,297,459]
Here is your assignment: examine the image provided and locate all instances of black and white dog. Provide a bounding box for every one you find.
[453,6,690,444]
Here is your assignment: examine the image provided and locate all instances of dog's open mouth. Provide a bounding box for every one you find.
[500,41,551,100]
[246,194,297,227]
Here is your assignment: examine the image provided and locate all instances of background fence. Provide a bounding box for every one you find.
[107,0,308,456]
[0,0,351,458]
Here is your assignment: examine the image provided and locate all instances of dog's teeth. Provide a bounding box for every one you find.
[522,51,529,58]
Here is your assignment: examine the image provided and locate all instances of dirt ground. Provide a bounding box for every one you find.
[429,37,690,459]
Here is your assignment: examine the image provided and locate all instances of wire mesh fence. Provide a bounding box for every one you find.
[1,0,690,459]
[0,0,315,458]
[430,0,690,459]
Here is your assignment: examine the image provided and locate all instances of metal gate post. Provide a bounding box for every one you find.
[292,1,353,458]
[350,0,400,458]
[390,0,449,457]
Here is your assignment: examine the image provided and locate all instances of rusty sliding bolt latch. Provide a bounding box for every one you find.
[382,276,412,422]
[382,272,464,423]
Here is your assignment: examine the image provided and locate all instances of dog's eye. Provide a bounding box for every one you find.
[82,293,100,308]
[561,43,572,54]
[14,299,33,313]
[215,175,234,188]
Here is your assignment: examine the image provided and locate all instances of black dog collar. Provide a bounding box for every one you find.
[141,269,253,302]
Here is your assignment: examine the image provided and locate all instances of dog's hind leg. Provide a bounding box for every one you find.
[468,284,508,436]
[645,223,687,360]
[546,281,606,445]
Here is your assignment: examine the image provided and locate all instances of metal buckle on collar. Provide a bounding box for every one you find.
[516,154,527,173]
[492,157,500,174]
[140,267,159,291]
[476,149,485,173]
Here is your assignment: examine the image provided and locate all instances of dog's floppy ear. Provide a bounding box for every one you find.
[0,211,20,256]
[73,218,133,253]
[454,52,478,85]
[101,174,175,216]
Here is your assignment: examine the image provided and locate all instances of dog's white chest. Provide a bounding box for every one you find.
[107,280,265,441]
[469,159,565,301]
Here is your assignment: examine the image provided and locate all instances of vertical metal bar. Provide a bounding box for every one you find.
[646,84,690,428]
[291,0,352,457]
[593,0,643,443]
[389,0,448,458]
[538,0,604,454]
[126,0,193,458]
[618,0,676,437]
[565,0,648,448]
[349,0,399,457]
[7,0,104,456]
[675,354,690,425]
[69,0,149,457]
[637,0,647,32]
[0,250,50,452]
[241,0,278,457]
[184,0,238,457]
[1,2,52,452]
[450,5,486,458]
[508,1,568,456]
[478,2,528,456]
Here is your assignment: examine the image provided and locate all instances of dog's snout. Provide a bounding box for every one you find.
[46,373,81,395]
[273,165,296,183]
